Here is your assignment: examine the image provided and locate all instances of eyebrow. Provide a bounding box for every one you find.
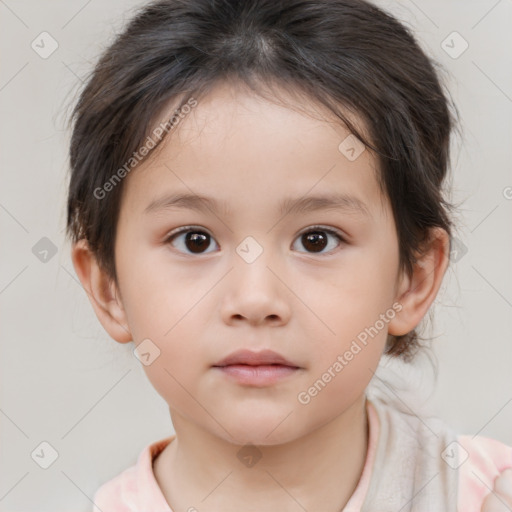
[143,192,371,218]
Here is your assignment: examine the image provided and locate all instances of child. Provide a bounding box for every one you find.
[65,0,512,510]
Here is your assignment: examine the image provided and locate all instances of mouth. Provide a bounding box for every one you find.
[212,349,301,387]
[212,348,299,368]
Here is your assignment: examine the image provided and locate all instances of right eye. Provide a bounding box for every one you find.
[164,226,219,255]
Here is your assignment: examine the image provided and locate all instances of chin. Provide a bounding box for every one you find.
[216,416,304,448]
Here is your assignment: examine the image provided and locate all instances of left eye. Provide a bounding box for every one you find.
[164,226,345,255]
[292,226,345,254]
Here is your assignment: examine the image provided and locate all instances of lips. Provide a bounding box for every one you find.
[213,349,299,368]
[212,349,301,387]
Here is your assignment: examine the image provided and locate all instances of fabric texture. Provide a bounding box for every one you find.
[92,397,512,511]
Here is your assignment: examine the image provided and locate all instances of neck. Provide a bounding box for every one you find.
[154,395,370,512]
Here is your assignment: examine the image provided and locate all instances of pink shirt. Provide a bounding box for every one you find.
[92,398,512,511]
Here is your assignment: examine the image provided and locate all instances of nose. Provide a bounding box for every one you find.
[220,252,292,327]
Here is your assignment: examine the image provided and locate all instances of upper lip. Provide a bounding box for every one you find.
[213,349,299,368]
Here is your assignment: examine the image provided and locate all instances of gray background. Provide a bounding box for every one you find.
[1,0,511,510]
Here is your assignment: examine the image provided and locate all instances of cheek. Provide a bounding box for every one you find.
[299,248,396,370]
[301,294,388,412]
[307,256,396,327]
[117,245,201,338]
[117,248,211,368]
[138,356,207,423]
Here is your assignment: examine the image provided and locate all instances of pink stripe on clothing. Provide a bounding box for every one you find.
[457,434,512,511]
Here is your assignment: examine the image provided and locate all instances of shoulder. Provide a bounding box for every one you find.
[363,398,460,509]
[456,434,512,511]
[91,436,175,512]
[365,397,512,510]
[92,464,138,512]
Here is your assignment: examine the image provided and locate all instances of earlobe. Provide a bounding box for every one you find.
[71,239,133,344]
[388,227,450,337]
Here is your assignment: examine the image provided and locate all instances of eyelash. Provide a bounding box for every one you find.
[163,225,347,256]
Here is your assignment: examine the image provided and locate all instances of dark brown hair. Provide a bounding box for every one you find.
[66,0,461,361]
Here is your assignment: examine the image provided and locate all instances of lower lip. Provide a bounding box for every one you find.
[213,364,299,386]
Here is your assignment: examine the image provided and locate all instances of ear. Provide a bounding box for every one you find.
[71,239,132,343]
[388,227,450,337]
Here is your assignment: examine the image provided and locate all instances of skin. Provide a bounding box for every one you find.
[72,80,455,511]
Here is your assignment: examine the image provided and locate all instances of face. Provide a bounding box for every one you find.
[113,81,403,446]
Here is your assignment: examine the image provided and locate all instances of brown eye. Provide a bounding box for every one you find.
[165,227,218,255]
[301,231,328,253]
[293,227,345,254]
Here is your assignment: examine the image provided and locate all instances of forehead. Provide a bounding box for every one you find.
[121,81,388,222]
